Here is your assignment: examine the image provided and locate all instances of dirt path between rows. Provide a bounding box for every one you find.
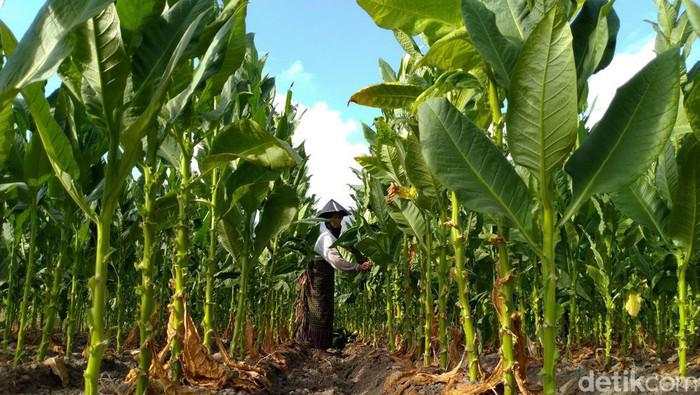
[1,339,698,394]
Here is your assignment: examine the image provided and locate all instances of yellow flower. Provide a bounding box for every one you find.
[625,292,643,318]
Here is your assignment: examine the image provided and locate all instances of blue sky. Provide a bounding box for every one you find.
[0,1,696,207]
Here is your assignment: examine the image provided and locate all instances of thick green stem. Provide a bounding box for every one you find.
[450,195,479,381]
[170,146,191,377]
[422,230,434,367]
[2,235,18,352]
[386,289,395,352]
[496,226,515,395]
[84,213,113,395]
[489,76,515,394]
[136,166,157,395]
[676,252,688,376]
[437,211,450,370]
[231,255,249,356]
[65,233,81,359]
[541,194,557,395]
[14,201,38,366]
[203,167,218,350]
[37,231,69,360]
[604,302,613,366]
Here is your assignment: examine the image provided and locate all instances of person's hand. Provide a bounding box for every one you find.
[358,260,373,272]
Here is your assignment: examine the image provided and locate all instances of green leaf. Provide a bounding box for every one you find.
[378,58,397,82]
[461,0,520,88]
[21,83,96,220]
[571,0,619,105]
[393,30,422,57]
[0,0,114,100]
[585,264,609,298]
[612,172,670,243]
[131,0,211,88]
[253,184,299,255]
[218,206,247,258]
[74,4,129,136]
[163,12,237,122]
[23,131,51,186]
[418,27,481,71]
[506,7,578,181]
[349,83,424,109]
[412,70,481,113]
[402,133,440,198]
[114,10,208,198]
[355,155,399,184]
[684,0,700,34]
[116,0,162,31]
[667,137,700,259]
[656,142,679,207]
[204,0,248,95]
[0,102,13,169]
[686,72,700,139]
[357,0,462,42]
[482,0,542,42]
[562,50,681,222]
[388,200,427,248]
[201,119,300,173]
[419,98,537,249]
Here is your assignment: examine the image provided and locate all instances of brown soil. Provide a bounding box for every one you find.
[0,340,698,394]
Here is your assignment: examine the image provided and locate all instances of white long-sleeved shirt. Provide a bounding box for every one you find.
[313,222,358,272]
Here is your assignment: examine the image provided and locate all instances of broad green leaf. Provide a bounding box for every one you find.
[388,200,427,248]
[218,206,247,258]
[562,50,681,222]
[350,83,424,109]
[686,72,700,139]
[0,102,12,168]
[0,0,114,100]
[253,184,299,255]
[585,264,609,298]
[393,30,422,57]
[402,133,440,198]
[412,70,481,112]
[656,142,679,207]
[116,0,162,31]
[571,0,619,105]
[506,7,578,181]
[198,0,249,109]
[164,13,236,122]
[74,4,129,136]
[114,10,208,199]
[355,155,399,184]
[667,137,700,259]
[201,119,300,173]
[23,131,51,186]
[612,173,670,243]
[684,0,700,34]
[482,0,542,42]
[227,161,280,192]
[22,83,96,220]
[378,59,397,82]
[131,0,211,88]
[461,0,520,88]
[418,27,481,71]
[419,98,537,249]
[357,0,462,42]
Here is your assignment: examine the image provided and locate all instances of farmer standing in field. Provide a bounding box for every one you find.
[294,199,372,349]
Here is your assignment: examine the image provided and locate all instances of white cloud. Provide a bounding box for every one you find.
[586,39,656,127]
[278,60,313,89]
[291,102,368,210]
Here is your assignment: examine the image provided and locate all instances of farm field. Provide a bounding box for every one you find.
[0,0,698,394]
